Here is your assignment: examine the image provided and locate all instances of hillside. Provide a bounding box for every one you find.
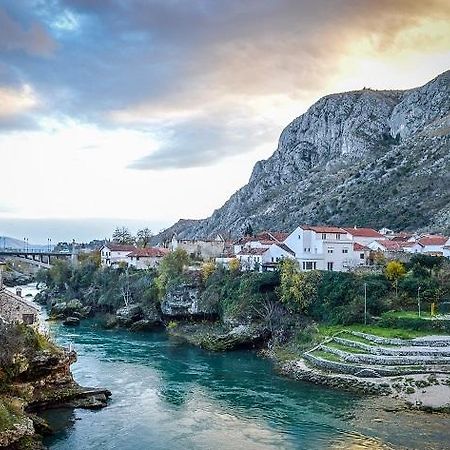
[160,71,450,239]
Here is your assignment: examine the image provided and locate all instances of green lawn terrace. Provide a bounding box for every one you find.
[305,330,450,378]
[279,327,450,412]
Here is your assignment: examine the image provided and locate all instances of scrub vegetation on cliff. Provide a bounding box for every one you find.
[36,250,450,351]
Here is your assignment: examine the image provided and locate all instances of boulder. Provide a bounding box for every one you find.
[49,299,90,320]
[129,319,160,332]
[200,324,270,351]
[116,304,143,327]
[63,317,80,327]
[161,284,217,318]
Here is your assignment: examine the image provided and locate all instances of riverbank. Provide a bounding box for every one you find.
[0,286,111,449]
[162,319,450,414]
[38,317,450,450]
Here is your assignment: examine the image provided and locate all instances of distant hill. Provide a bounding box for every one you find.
[157,70,450,239]
[0,236,48,251]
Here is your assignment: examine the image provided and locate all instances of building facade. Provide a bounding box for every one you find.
[100,244,137,267]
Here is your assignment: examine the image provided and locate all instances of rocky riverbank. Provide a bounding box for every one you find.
[0,323,110,449]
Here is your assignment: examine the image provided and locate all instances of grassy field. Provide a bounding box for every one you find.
[317,324,438,340]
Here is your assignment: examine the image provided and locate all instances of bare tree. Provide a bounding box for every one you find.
[136,227,153,248]
[112,227,135,245]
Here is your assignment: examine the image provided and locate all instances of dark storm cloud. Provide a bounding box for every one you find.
[0,0,448,167]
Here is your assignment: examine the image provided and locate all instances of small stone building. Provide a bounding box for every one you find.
[0,288,39,325]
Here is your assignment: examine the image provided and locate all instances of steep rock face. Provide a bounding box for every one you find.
[161,284,218,318]
[164,71,450,238]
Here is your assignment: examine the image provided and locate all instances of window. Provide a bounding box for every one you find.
[22,314,35,325]
[322,233,327,240]
[303,261,316,270]
[336,234,341,240]
[360,253,365,259]
[327,262,333,271]
[327,248,333,253]
[342,248,349,254]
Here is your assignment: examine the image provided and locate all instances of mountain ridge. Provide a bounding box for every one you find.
[159,70,450,240]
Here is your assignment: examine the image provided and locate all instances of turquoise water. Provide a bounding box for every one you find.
[39,320,450,450]
[9,285,450,449]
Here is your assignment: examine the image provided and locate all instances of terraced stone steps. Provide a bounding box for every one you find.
[304,351,449,377]
[319,343,450,366]
[332,336,450,357]
[304,330,450,378]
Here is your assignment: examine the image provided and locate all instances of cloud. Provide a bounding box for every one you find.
[0,0,449,166]
[128,112,276,170]
[0,7,56,56]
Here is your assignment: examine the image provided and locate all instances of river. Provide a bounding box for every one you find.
[12,284,450,450]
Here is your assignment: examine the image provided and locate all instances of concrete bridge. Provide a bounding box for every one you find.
[0,250,75,268]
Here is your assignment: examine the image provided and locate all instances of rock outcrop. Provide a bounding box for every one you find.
[161,284,218,318]
[0,323,110,448]
[158,71,450,238]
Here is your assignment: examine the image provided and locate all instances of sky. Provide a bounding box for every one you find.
[0,0,449,243]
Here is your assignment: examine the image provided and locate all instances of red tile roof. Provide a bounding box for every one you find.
[353,243,370,251]
[343,227,383,238]
[375,240,403,251]
[237,247,268,256]
[301,225,347,234]
[399,242,423,248]
[235,231,288,245]
[418,236,448,246]
[268,232,289,242]
[103,244,137,252]
[127,247,169,258]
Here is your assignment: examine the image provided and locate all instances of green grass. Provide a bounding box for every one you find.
[383,310,431,319]
[318,324,435,340]
[310,350,342,363]
[0,398,21,432]
[326,341,368,354]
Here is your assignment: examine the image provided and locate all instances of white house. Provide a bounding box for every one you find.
[284,226,356,272]
[237,243,295,272]
[368,240,404,252]
[100,244,137,268]
[417,235,448,256]
[379,227,395,236]
[127,247,170,269]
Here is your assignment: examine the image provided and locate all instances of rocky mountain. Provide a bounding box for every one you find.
[162,71,450,239]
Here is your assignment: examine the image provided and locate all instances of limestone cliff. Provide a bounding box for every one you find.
[162,70,450,238]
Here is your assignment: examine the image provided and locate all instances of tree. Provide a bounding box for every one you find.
[278,259,321,313]
[155,249,190,298]
[112,227,135,245]
[385,260,406,298]
[201,261,216,282]
[136,228,153,248]
[229,258,240,273]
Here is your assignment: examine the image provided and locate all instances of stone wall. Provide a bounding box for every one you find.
[0,288,39,324]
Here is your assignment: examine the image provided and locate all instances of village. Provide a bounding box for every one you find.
[99,225,450,272]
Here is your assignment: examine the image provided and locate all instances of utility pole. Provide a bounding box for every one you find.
[417,286,421,318]
[364,282,367,326]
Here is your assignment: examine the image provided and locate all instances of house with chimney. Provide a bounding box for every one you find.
[0,264,39,325]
